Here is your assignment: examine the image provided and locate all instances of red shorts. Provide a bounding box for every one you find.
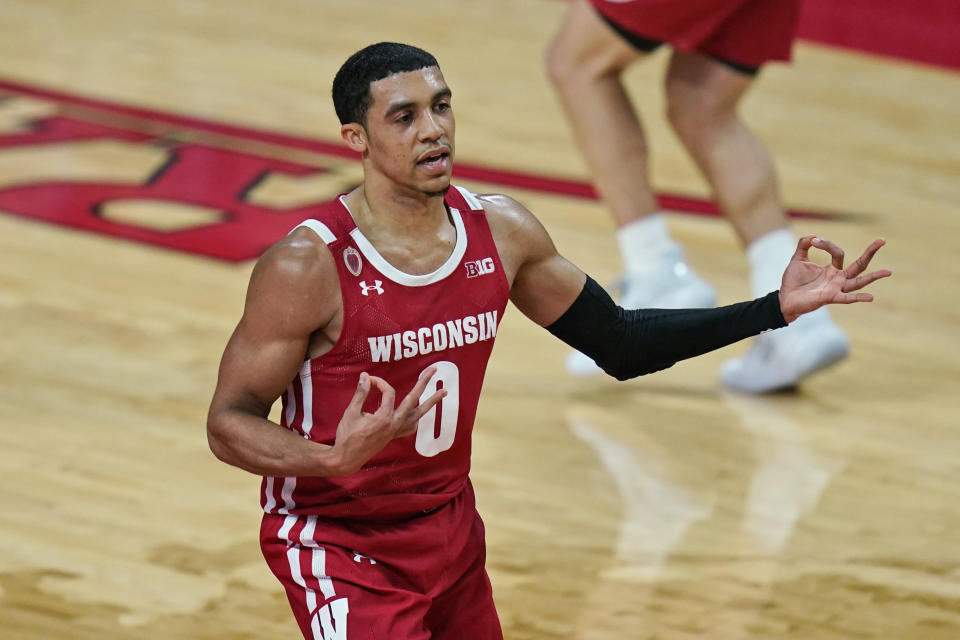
[260,481,502,640]
[590,0,803,67]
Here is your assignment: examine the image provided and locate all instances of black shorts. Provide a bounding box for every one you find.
[598,11,760,76]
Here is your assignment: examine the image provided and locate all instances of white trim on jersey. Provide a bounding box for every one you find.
[340,195,469,287]
[279,515,341,640]
[279,477,296,514]
[300,367,314,437]
[284,386,297,426]
[279,513,298,539]
[299,517,337,600]
[264,471,297,515]
[293,219,337,244]
[266,382,304,515]
[264,477,277,512]
[454,185,484,211]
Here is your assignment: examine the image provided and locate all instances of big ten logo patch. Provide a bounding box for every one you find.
[464,257,495,278]
[0,91,363,261]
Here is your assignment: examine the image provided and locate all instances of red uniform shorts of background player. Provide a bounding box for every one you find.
[590,0,804,69]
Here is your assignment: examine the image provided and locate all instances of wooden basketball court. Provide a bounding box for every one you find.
[2,1,958,638]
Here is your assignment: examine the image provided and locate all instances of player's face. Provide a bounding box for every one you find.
[362,67,455,196]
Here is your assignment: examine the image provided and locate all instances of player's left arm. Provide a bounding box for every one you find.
[483,194,890,381]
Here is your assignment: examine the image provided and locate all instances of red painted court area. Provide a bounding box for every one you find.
[798,0,960,72]
[0,79,838,262]
[2,1,954,261]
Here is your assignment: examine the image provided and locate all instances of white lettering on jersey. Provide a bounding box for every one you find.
[446,318,463,348]
[367,310,498,362]
[368,335,393,362]
[402,330,417,358]
[431,323,447,351]
[463,315,478,344]
[417,327,433,355]
[464,257,495,278]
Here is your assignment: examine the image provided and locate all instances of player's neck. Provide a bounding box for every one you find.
[343,183,457,275]
[349,181,451,240]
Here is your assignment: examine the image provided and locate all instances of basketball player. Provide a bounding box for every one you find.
[206,42,889,640]
[545,0,849,392]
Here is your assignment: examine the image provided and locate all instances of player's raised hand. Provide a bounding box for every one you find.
[778,235,892,323]
[330,368,446,475]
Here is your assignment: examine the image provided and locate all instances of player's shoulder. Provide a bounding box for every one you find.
[240,226,341,331]
[252,225,338,292]
[471,192,540,235]
[467,192,556,266]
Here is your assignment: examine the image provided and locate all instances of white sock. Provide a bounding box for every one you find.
[747,228,795,298]
[748,228,831,326]
[616,213,679,275]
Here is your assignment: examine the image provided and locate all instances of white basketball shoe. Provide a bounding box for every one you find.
[564,247,717,377]
[720,310,850,393]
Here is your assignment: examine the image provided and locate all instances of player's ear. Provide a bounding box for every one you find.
[341,123,368,153]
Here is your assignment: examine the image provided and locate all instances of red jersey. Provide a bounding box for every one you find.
[260,186,510,521]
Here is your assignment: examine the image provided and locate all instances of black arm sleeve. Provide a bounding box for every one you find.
[545,276,787,381]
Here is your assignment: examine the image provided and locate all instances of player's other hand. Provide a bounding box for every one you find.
[778,235,891,323]
[329,367,446,476]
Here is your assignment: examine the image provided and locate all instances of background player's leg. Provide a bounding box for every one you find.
[545,0,655,229]
[546,0,716,377]
[663,50,849,392]
[663,50,784,247]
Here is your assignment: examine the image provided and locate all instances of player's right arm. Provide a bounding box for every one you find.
[206,230,444,477]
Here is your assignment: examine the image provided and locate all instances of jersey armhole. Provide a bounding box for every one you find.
[453,185,484,212]
[292,219,337,244]
[288,221,350,375]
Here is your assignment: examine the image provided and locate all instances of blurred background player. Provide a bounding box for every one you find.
[545,0,850,392]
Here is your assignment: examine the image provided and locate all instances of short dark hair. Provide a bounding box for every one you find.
[332,42,440,126]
